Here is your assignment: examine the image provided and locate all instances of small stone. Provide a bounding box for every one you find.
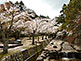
[36,56,43,61]
[53,46,57,48]
[50,42,53,45]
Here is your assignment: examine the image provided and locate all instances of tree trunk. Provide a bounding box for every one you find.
[42,36,44,40]
[3,40,8,54]
[29,36,31,40]
[15,31,20,40]
[47,36,48,39]
[2,32,8,54]
[38,36,39,41]
[32,34,34,45]
[45,36,47,39]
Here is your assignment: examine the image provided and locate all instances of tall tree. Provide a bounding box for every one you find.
[59,0,81,44]
[0,2,14,53]
[0,1,25,53]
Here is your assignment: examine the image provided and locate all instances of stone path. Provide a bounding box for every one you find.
[0,36,50,61]
[44,40,81,52]
[0,37,44,53]
[36,40,81,61]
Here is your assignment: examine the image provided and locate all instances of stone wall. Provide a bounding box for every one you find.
[0,39,50,61]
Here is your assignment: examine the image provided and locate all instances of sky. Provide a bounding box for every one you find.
[0,0,69,18]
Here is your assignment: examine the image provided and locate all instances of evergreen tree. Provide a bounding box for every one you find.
[20,1,24,6]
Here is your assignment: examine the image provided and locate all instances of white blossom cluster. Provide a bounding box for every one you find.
[19,18,58,35]
[0,1,59,36]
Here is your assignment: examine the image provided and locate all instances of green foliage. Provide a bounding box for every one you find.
[58,22,69,31]
[56,15,65,23]
[15,1,19,4]
[40,15,50,18]
[20,1,24,5]
[60,0,81,45]
[62,22,68,29]
[56,4,66,24]
[64,0,81,20]
[58,0,81,30]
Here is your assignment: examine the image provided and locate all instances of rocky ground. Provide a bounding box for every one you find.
[0,36,43,52]
[0,36,45,55]
[0,36,50,61]
[36,39,81,61]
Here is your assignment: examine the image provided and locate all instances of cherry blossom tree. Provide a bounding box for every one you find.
[0,1,28,53]
[0,2,15,53]
[22,18,58,44]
